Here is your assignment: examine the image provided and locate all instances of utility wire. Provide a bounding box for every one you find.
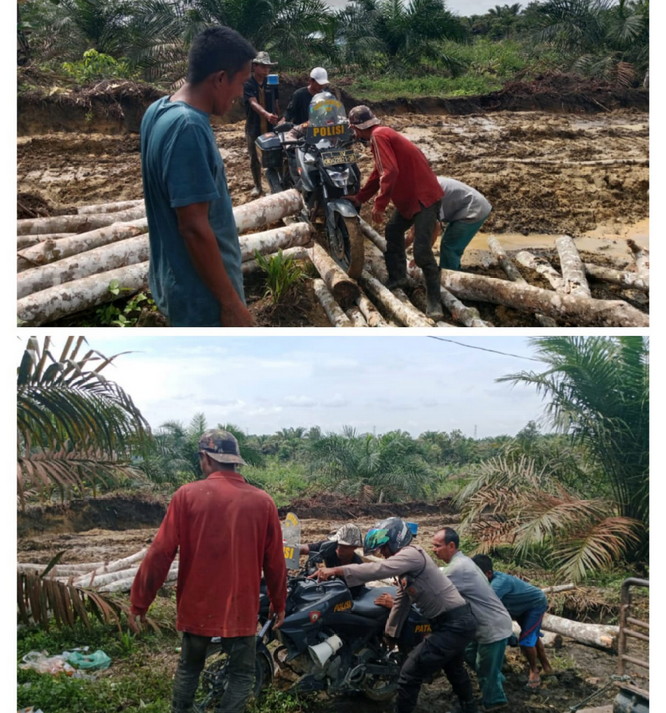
[427,336,542,362]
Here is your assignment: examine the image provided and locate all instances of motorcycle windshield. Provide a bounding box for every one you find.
[306,92,351,149]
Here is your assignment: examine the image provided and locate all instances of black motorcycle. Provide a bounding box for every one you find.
[197,563,431,709]
[255,92,365,279]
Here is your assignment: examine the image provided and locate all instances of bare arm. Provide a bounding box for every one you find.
[176,202,254,327]
[249,97,278,125]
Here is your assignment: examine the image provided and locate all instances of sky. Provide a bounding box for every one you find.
[16,334,557,439]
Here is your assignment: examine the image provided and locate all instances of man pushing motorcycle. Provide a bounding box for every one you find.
[312,517,479,713]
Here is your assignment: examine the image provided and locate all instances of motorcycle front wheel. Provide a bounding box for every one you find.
[196,644,273,712]
[327,213,364,280]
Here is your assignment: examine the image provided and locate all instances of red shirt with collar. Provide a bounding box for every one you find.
[355,125,443,218]
[130,470,287,637]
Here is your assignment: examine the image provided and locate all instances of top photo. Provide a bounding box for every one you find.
[16,0,649,328]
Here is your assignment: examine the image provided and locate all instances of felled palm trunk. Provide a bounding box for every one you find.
[394,288,456,327]
[77,198,145,215]
[239,222,311,261]
[441,270,648,327]
[359,217,387,252]
[312,279,353,327]
[17,235,150,298]
[17,219,149,269]
[17,232,75,250]
[516,251,565,291]
[17,262,149,326]
[541,613,618,650]
[356,292,389,327]
[359,271,434,327]
[363,238,390,284]
[17,205,147,236]
[556,235,592,298]
[583,262,649,292]
[408,264,493,328]
[489,236,557,327]
[345,305,368,327]
[233,188,304,234]
[308,242,360,308]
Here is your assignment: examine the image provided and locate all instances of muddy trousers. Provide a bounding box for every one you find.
[245,132,263,191]
[395,604,477,713]
[465,638,509,708]
[172,632,256,713]
[439,217,488,271]
[384,202,440,284]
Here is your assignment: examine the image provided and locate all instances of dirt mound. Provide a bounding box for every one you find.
[278,495,457,520]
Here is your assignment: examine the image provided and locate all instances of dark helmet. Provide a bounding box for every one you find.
[363,517,413,556]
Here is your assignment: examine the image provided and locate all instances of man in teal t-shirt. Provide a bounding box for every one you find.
[473,554,555,689]
[141,26,256,327]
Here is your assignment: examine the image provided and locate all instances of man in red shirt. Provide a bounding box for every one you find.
[130,429,287,713]
[348,105,445,319]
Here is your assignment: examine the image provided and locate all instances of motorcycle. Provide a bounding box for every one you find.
[255,92,365,279]
[197,558,432,709]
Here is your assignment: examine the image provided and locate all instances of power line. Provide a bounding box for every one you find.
[426,336,542,362]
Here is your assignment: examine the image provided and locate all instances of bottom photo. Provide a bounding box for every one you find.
[16,335,649,713]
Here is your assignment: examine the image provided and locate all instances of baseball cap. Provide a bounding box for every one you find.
[348,105,380,130]
[254,51,277,66]
[198,429,246,465]
[330,524,363,547]
[310,67,329,85]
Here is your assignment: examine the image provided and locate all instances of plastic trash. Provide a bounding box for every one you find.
[20,650,74,675]
[66,649,111,670]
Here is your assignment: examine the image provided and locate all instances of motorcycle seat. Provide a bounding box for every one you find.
[351,585,397,619]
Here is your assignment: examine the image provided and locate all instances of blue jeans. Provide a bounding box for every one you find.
[465,638,509,707]
[172,632,256,713]
[439,218,487,270]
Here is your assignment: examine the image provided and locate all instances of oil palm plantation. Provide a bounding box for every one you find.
[456,336,648,580]
[17,336,151,506]
[307,427,434,502]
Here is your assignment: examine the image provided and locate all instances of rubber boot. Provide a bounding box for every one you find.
[423,266,444,320]
[384,252,408,290]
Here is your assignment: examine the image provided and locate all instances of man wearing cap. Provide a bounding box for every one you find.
[140,26,256,327]
[244,51,280,197]
[299,524,365,597]
[130,429,287,713]
[284,66,331,125]
[347,105,445,319]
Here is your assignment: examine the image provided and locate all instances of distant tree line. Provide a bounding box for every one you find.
[17,0,648,87]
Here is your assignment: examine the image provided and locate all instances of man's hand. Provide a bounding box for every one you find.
[267,111,278,124]
[371,207,385,227]
[346,194,361,209]
[272,610,285,629]
[309,566,335,582]
[220,302,254,327]
[374,592,395,609]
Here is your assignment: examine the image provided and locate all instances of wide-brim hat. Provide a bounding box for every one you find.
[198,429,246,465]
[348,105,380,130]
[254,51,277,66]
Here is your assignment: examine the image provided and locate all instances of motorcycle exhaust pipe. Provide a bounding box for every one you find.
[308,634,343,668]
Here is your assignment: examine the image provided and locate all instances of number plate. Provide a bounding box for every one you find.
[321,148,358,166]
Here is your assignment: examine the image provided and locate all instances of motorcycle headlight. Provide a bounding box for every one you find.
[327,168,350,188]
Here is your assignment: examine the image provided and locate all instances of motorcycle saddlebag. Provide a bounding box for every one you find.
[256,132,283,168]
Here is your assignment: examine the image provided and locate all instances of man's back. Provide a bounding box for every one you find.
[141,96,245,326]
[131,470,286,637]
[443,552,513,644]
[490,571,547,618]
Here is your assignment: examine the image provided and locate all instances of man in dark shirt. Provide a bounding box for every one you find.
[300,523,365,597]
[284,66,330,125]
[243,51,279,197]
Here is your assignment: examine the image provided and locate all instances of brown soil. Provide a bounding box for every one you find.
[17,77,649,327]
[17,493,648,712]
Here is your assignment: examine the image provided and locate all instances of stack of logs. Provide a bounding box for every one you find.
[16,191,649,327]
[17,551,619,651]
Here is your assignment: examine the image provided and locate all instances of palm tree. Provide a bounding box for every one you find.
[17,336,151,506]
[456,336,648,579]
[307,427,434,502]
[531,0,649,85]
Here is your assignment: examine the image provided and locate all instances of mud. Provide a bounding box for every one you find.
[17,90,648,326]
[17,495,647,713]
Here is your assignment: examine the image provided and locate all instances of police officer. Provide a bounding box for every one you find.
[312,517,479,713]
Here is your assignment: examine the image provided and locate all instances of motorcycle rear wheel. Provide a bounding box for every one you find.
[328,213,364,280]
[196,644,273,712]
[362,674,398,702]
